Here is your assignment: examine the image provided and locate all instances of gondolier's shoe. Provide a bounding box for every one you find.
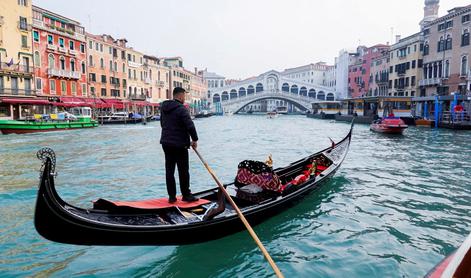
[182,194,199,202]
[168,196,177,203]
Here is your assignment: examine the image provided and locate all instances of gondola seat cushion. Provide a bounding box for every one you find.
[93,196,210,210]
[235,160,281,191]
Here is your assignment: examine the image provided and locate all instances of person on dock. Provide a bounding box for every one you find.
[160,87,199,203]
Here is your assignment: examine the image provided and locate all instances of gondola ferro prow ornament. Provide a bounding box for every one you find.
[36,147,57,179]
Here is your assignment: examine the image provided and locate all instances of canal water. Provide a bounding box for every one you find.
[0,115,470,277]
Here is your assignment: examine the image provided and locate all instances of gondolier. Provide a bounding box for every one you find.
[160,87,199,203]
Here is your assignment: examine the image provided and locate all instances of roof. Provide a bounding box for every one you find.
[32,5,82,26]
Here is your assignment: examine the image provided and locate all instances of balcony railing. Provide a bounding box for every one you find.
[145,78,151,84]
[127,61,142,68]
[47,68,81,79]
[156,80,165,87]
[0,62,33,74]
[0,88,34,96]
[69,49,77,55]
[419,78,442,86]
[17,21,32,31]
[130,93,146,100]
[58,46,67,53]
[32,19,85,41]
[47,44,57,51]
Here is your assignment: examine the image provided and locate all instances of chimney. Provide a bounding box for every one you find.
[395,35,401,43]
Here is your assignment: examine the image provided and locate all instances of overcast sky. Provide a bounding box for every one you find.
[34,0,470,79]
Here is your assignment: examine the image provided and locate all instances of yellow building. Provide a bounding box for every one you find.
[388,33,424,97]
[143,55,170,104]
[126,47,146,101]
[0,0,35,118]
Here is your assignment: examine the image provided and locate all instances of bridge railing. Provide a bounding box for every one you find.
[221,90,316,106]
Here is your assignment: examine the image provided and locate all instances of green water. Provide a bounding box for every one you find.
[0,115,470,277]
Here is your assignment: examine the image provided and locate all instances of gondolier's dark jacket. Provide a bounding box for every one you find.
[160,99,198,148]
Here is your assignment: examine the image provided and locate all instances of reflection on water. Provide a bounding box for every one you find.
[0,116,470,277]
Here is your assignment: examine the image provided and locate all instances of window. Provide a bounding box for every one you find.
[70,60,75,72]
[21,35,28,48]
[34,51,40,66]
[423,43,429,55]
[69,41,74,50]
[19,16,28,30]
[59,38,64,48]
[101,88,106,97]
[122,63,125,73]
[446,20,453,29]
[48,54,54,68]
[446,35,452,50]
[89,40,93,49]
[81,83,86,96]
[36,78,42,90]
[109,60,113,71]
[71,82,76,95]
[109,47,112,55]
[49,80,56,93]
[18,0,27,6]
[461,56,468,76]
[95,42,99,51]
[412,60,416,69]
[100,58,104,69]
[89,73,96,82]
[60,80,66,93]
[411,76,416,86]
[33,30,39,42]
[88,55,93,67]
[81,62,86,74]
[80,43,85,53]
[462,29,470,46]
[418,59,423,68]
[100,44,103,52]
[463,14,470,23]
[114,62,117,72]
[128,69,131,79]
[59,57,65,70]
[101,75,106,83]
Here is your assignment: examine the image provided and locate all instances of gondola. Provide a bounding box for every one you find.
[34,123,353,246]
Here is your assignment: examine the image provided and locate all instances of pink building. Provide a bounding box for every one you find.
[348,44,390,98]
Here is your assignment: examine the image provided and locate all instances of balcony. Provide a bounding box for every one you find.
[32,19,85,41]
[17,21,32,31]
[0,63,33,75]
[145,78,151,84]
[47,68,81,79]
[130,93,146,100]
[419,78,442,86]
[156,80,165,87]
[69,49,77,56]
[47,44,57,51]
[0,88,34,96]
[127,61,142,68]
[58,46,67,53]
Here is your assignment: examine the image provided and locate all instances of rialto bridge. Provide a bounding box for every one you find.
[208,70,336,113]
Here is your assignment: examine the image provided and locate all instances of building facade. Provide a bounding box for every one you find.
[388,33,424,97]
[86,34,128,100]
[143,55,169,103]
[32,5,87,97]
[420,5,471,96]
[348,44,390,98]
[335,49,358,100]
[368,50,390,96]
[281,62,333,86]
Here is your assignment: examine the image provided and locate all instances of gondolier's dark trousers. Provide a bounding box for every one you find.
[162,145,191,198]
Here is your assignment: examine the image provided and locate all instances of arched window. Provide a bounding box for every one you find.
[462,29,470,46]
[81,62,86,74]
[282,83,289,92]
[230,89,237,99]
[34,51,40,66]
[256,83,263,92]
[247,85,254,94]
[122,63,126,73]
[109,60,113,71]
[114,62,117,72]
[238,87,246,97]
[317,91,325,100]
[423,42,429,55]
[149,69,153,80]
[445,60,450,78]
[88,55,93,67]
[221,92,229,101]
[461,56,468,76]
[213,93,221,103]
[326,93,335,101]
[158,71,161,81]
[100,58,104,69]
[59,56,65,70]
[299,87,307,96]
[70,59,76,72]
[290,85,298,94]
[445,34,452,50]
[48,54,55,68]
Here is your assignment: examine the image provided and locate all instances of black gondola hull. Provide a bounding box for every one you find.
[34,124,352,245]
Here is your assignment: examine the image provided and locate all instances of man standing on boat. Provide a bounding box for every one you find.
[160,87,199,203]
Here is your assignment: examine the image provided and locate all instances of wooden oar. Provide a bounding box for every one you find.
[192,147,284,278]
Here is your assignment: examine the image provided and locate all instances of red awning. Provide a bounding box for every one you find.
[58,97,87,107]
[150,103,160,107]
[1,98,51,105]
[132,101,151,106]
[101,98,125,109]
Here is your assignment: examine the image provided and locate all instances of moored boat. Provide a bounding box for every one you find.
[34,123,353,245]
[0,107,98,135]
[370,117,408,134]
[267,111,278,118]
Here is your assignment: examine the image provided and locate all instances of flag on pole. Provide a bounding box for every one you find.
[6,58,14,67]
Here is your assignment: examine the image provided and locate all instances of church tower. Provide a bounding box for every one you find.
[420,0,440,30]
